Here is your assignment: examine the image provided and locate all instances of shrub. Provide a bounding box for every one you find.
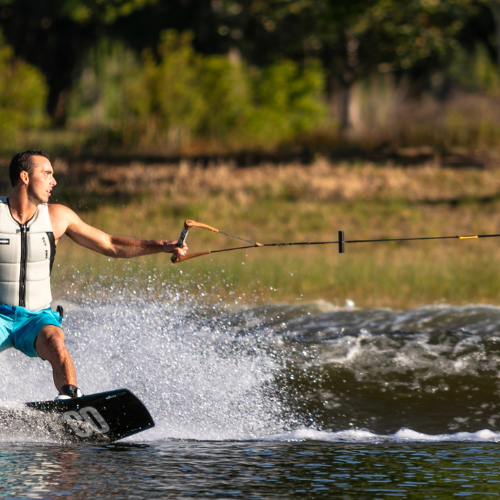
[245,59,326,145]
[126,30,326,150]
[0,33,48,149]
[140,30,206,148]
[196,54,252,141]
[68,29,327,151]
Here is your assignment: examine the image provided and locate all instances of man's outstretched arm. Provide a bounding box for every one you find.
[48,204,187,259]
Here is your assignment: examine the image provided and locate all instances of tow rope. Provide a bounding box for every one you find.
[170,219,498,264]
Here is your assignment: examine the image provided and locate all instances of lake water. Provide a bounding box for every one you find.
[2,293,500,498]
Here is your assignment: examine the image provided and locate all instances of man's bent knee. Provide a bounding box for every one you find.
[35,325,67,362]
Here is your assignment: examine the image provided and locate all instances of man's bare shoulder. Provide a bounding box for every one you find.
[48,203,79,220]
[48,204,81,240]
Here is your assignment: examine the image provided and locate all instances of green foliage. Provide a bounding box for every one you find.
[60,0,159,24]
[145,31,326,149]
[355,0,473,71]
[246,59,325,143]
[0,33,48,149]
[448,43,500,93]
[196,54,252,141]
[68,39,141,127]
[252,0,473,73]
[68,33,207,148]
[142,31,206,147]
[69,30,326,150]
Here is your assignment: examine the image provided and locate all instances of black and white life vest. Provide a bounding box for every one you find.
[0,197,55,311]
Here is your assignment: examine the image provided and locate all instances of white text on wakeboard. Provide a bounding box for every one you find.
[62,406,110,437]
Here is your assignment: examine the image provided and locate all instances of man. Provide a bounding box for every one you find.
[0,150,187,400]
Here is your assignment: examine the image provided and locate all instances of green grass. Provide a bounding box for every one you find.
[49,169,500,310]
[51,238,500,309]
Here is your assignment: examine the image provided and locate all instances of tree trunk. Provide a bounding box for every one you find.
[48,88,71,127]
[338,29,359,131]
[338,79,353,130]
[489,1,500,80]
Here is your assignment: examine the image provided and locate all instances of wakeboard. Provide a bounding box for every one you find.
[25,388,155,443]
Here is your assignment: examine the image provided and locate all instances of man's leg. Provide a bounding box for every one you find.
[34,325,77,391]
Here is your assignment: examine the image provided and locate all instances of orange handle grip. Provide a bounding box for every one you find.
[185,220,219,233]
[171,250,212,264]
[170,220,219,263]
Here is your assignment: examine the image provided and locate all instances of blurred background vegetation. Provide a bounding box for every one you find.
[2,0,500,156]
[3,0,500,307]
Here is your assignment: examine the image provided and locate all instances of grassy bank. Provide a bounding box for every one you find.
[49,159,500,309]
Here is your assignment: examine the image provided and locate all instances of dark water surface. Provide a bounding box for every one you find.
[3,297,500,498]
[3,442,500,499]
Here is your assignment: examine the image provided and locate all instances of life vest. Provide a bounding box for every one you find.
[0,197,55,311]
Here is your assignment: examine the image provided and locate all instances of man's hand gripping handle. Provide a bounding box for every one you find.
[170,220,219,263]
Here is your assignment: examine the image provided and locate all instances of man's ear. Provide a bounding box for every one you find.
[19,170,29,185]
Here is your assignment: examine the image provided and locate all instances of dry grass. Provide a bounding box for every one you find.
[55,157,500,203]
[48,158,500,309]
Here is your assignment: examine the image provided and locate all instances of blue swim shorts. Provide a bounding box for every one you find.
[0,304,63,358]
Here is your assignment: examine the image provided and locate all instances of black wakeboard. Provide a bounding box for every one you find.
[25,389,155,443]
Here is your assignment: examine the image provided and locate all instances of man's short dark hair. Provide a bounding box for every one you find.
[9,150,49,187]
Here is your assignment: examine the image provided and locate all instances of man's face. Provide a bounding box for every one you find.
[25,156,57,204]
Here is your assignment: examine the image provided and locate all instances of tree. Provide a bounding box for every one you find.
[0,0,490,134]
[0,33,48,148]
[0,0,159,125]
[477,1,500,77]
[248,0,475,129]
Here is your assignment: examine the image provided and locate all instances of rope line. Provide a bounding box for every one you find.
[171,219,500,264]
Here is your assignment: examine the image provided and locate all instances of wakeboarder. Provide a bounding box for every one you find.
[0,150,187,400]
